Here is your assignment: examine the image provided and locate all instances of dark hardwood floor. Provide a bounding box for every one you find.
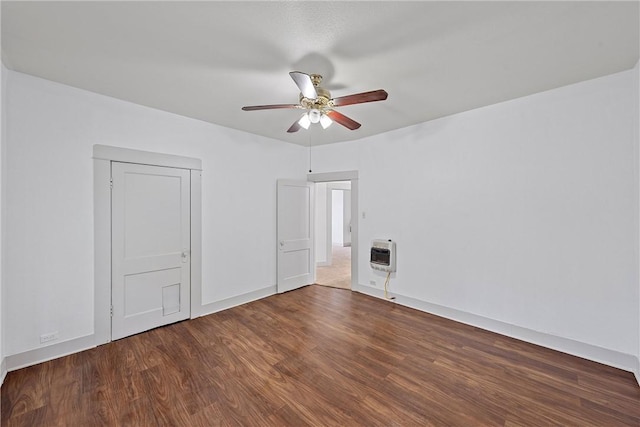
[2,285,639,426]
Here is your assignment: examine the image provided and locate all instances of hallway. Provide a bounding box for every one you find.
[315,245,351,289]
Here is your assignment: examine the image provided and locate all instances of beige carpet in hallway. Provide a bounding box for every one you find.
[316,245,351,289]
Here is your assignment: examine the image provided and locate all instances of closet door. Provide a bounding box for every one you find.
[277,180,315,293]
[111,162,191,340]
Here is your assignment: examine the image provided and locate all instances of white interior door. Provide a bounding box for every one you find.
[343,189,352,246]
[111,162,191,340]
[277,180,315,293]
[331,190,344,245]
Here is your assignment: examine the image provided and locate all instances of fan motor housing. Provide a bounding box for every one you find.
[300,87,332,110]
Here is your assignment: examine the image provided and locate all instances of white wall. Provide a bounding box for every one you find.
[0,4,5,383]
[312,70,639,368]
[0,62,6,382]
[4,70,307,357]
[634,59,640,382]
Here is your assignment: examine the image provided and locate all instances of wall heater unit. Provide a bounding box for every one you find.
[370,239,396,272]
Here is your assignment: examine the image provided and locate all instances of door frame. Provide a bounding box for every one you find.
[322,183,352,266]
[93,144,202,346]
[307,171,358,290]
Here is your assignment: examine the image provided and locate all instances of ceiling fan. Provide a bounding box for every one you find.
[242,71,388,133]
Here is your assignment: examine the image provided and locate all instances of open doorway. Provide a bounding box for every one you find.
[314,181,352,289]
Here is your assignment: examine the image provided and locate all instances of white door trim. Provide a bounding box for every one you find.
[308,171,358,290]
[93,145,202,346]
[93,144,202,170]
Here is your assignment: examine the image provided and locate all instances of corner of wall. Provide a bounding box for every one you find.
[354,284,639,375]
[0,56,7,389]
[635,59,640,387]
[0,358,6,386]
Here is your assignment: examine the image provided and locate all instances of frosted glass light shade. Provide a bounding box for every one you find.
[320,114,332,129]
[308,109,321,124]
[298,114,311,129]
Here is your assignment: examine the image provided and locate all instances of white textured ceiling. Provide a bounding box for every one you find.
[2,1,639,146]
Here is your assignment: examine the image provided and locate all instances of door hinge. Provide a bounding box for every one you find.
[110,178,113,189]
[110,305,113,317]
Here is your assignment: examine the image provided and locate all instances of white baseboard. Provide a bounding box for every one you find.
[6,334,96,372]
[197,285,277,318]
[4,286,637,387]
[354,284,638,375]
[4,287,277,373]
[1,357,7,386]
[354,284,388,300]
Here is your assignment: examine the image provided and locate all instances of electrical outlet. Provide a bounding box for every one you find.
[40,331,59,344]
[370,280,377,287]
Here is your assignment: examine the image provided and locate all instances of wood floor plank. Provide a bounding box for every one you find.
[2,285,639,426]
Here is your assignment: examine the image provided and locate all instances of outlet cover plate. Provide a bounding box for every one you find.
[40,332,59,344]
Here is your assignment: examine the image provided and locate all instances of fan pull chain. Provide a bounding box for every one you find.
[308,130,313,173]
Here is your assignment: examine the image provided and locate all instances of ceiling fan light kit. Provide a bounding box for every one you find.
[308,109,322,123]
[242,71,388,133]
[319,114,333,129]
[298,114,311,129]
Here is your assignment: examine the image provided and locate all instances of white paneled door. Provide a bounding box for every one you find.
[343,189,352,246]
[111,162,191,340]
[277,180,315,293]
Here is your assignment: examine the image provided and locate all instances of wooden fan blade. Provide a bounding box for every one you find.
[242,104,301,111]
[287,119,302,133]
[331,89,388,107]
[326,110,361,130]
[289,71,317,99]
